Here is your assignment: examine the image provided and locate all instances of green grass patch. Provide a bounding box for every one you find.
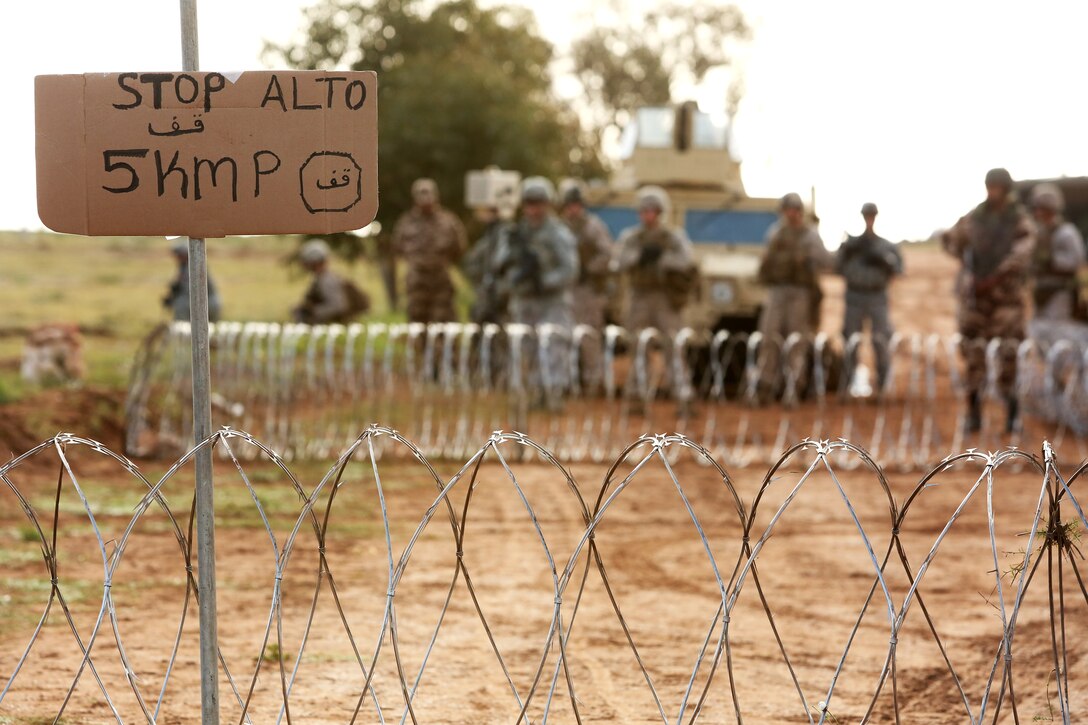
[0,231,423,397]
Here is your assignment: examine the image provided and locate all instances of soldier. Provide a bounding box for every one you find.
[941,167,1035,434]
[391,178,468,323]
[493,177,579,407]
[1029,183,1085,322]
[837,202,903,394]
[615,186,697,338]
[464,205,513,326]
[615,186,698,413]
[163,241,222,323]
[559,184,615,390]
[292,240,370,325]
[755,192,831,400]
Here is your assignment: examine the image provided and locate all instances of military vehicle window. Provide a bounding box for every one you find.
[634,107,675,149]
[692,112,728,150]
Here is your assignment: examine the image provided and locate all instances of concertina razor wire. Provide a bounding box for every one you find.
[1,427,1086,723]
[125,321,1088,469]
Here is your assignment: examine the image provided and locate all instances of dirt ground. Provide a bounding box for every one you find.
[1,246,1086,723]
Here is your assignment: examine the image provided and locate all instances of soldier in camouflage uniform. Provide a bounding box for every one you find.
[1029,183,1085,322]
[942,168,1035,433]
[616,186,697,338]
[163,241,222,323]
[755,192,832,400]
[292,240,369,325]
[493,177,579,407]
[463,206,511,325]
[616,186,698,412]
[837,202,903,394]
[391,178,468,324]
[559,184,615,390]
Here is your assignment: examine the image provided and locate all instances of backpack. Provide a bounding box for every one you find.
[342,278,371,317]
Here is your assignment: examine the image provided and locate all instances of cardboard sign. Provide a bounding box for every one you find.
[35,71,378,237]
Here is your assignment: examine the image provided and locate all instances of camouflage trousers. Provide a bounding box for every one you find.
[757,285,816,396]
[843,290,893,391]
[958,294,1026,397]
[406,267,456,324]
[573,285,607,391]
[510,294,574,405]
[624,289,691,402]
[625,289,682,339]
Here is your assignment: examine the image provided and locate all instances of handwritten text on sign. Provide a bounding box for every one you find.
[35,71,378,237]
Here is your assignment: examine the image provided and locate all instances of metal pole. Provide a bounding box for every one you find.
[180,2,220,723]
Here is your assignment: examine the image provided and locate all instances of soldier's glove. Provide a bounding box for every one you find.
[638,243,664,267]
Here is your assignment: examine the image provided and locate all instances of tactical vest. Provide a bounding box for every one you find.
[568,214,608,290]
[759,224,817,287]
[968,203,1022,280]
[1032,222,1077,307]
[628,227,678,291]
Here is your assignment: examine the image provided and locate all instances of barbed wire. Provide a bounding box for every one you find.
[126,322,1088,469]
[1,428,1085,722]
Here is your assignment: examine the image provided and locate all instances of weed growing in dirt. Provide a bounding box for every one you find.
[1032,668,1058,721]
[981,519,1083,612]
[260,642,291,664]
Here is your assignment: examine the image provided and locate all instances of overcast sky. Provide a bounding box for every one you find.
[4,0,1087,244]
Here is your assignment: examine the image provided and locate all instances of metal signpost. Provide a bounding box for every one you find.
[179,2,220,722]
[34,5,375,720]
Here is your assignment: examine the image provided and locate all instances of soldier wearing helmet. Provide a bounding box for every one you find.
[559,182,615,390]
[615,185,698,414]
[754,192,832,401]
[391,178,468,323]
[837,202,903,394]
[941,167,1035,434]
[1029,183,1085,322]
[616,186,697,338]
[493,176,579,407]
[292,239,370,324]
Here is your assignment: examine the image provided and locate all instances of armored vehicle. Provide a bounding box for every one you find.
[583,102,786,332]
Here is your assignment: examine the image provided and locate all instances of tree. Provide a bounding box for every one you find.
[265,0,604,300]
[571,2,750,146]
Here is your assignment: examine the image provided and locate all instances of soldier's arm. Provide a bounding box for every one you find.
[539,228,579,292]
[994,214,1035,278]
[940,216,970,260]
[806,229,835,271]
[462,236,486,285]
[452,216,469,261]
[886,240,905,276]
[1049,224,1086,272]
[834,239,854,274]
[615,229,641,271]
[584,218,615,276]
[660,229,696,272]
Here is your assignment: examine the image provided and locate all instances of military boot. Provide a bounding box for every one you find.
[964,391,982,434]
